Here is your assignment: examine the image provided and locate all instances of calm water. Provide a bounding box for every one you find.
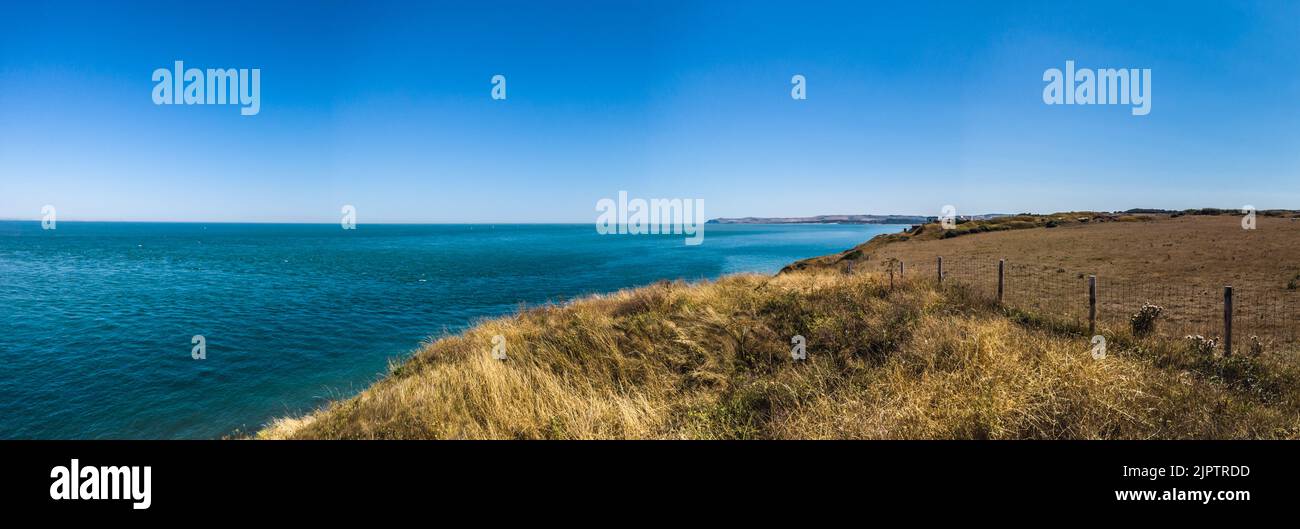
[0,222,902,439]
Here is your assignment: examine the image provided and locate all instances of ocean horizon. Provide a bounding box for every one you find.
[0,221,902,439]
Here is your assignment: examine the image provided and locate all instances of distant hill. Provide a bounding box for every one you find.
[707,214,1010,225]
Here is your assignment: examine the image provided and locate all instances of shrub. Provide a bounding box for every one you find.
[1248,335,1266,356]
[1130,303,1163,336]
[1185,334,1219,356]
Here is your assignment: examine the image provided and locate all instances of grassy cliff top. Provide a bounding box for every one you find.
[782,209,1300,275]
[259,265,1300,440]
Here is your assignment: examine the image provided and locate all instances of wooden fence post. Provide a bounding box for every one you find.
[997,259,1005,305]
[1088,275,1097,336]
[900,260,904,279]
[1224,286,1233,356]
[937,256,944,284]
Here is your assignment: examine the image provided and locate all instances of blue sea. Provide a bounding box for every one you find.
[0,222,902,439]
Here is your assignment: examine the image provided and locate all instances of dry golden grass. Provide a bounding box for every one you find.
[259,268,1300,440]
[790,214,1300,348]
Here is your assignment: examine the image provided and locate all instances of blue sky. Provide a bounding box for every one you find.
[1,0,1298,222]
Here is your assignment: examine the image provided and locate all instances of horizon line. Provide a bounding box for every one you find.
[0,207,1284,225]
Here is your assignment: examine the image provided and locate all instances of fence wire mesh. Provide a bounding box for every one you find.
[882,257,1299,353]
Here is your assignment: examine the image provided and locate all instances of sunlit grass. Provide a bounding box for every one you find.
[259,269,1300,440]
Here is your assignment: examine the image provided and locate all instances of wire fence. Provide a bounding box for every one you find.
[877,256,1300,354]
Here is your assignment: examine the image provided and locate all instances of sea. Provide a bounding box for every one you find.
[0,221,903,439]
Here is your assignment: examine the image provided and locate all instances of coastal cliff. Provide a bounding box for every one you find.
[259,212,1300,439]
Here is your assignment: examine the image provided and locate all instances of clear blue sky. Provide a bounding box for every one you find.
[1,0,1297,222]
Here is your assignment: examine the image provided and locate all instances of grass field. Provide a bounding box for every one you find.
[258,214,1300,439]
[788,213,1300,351]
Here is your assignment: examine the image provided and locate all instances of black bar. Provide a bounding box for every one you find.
[2,440,1289,518]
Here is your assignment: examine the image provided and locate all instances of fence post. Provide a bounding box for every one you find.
[997,259,1005,305]
[1224,285,1233,356]
[1088,275,1097,336]
[937,256,944,284]
[900,259,904,279]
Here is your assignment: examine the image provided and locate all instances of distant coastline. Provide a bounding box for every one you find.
[707,214,1008,225]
